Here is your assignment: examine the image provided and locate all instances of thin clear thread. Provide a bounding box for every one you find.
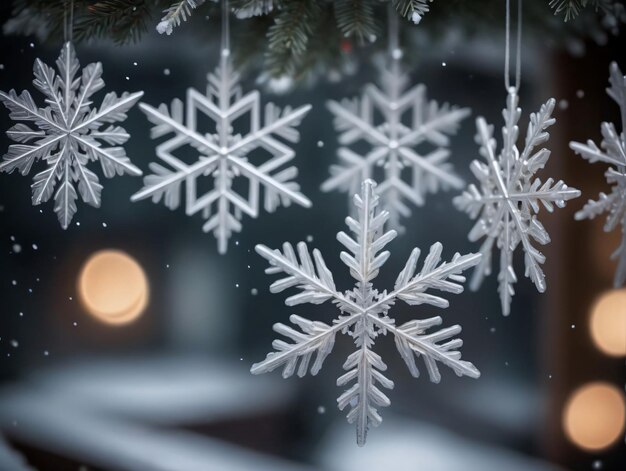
[63,0,75,43]
[221,0,230,57]
[505,0,522,92]
[387,1,400,61]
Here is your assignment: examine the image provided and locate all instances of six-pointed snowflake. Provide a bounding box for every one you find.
[571,62,626,287]
[252,179,481,446]
[322,56,470,232]
[454,88,580,316]
[131,52,312,253]
[0,42,143,228]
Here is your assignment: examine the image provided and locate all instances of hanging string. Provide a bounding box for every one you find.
[504,0,522,92]
[387,1,402,64]
[221,0,230,59]
[63,0,75,43]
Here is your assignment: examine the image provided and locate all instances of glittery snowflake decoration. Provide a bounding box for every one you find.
[454,88,580,315]
[571,62,626,287]
[322,56,470,232]
[252,179,481,446]
[0,42,143,228]
[131,52,312,253]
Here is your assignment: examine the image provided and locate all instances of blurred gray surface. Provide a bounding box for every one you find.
[318,417,568,471]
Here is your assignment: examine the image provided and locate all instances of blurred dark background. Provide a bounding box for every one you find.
[0,2,624,470]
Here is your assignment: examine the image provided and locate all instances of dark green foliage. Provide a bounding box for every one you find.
[392,0,430,22]
[334,0,378,42]
[2,0,623,81]
[75,1,155,43]
[266,0,322,76]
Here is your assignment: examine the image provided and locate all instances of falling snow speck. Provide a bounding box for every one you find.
[163,68,170,76]
[44,351,49,356]
[102,222,107,228]
[576,89,585,98]
[593,460,603,470]
[12,244,21,253]
[306,235,313,242]
[317,406,326,414]
[559,99,569,110]
[251,288,258,295]
[32,244,38,250]
[317,140,324,148]
[10,340,18,348]
[11,280,16,286]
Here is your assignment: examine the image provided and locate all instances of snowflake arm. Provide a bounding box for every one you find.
[570,62,626,287]
[131,56,312,253]
[0,42,142,228]
[455,89,579,315]
[253,179,480,445]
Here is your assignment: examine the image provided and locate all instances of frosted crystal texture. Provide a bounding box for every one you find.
[570,62,626,287]
[252,179,481,446]
[131,51,312,254]
[0,42,143,228]
[322,57,470,232]
[454,88,580,316]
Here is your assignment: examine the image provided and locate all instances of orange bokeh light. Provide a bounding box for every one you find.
[78,250,149,325]
[563,382,626,451]
[589,289,626,357]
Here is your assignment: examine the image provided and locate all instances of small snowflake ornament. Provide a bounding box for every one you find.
[571,62,626,287]
[252,179,481,446]
[0,42,143,228]
[322,54,470,232]
[454,88,580,315]
[131,51,312,253]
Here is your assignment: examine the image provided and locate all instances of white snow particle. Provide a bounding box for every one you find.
[252,180,481,446]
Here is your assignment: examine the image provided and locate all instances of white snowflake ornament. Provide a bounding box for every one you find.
[0,42,143,228]
[454,88,580,316]
[131,51,312,253]
[252,179,481,446]
[571,62,626,287]
[322,57,470,232]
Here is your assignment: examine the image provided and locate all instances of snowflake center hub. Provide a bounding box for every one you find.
[388,140,399,150]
